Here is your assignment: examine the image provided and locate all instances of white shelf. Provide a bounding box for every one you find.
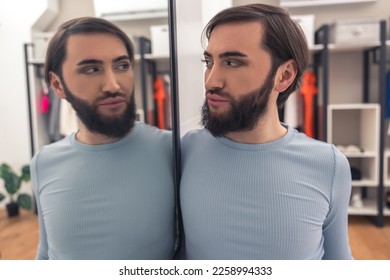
[328,104,380,187]
[383,149,390,186]
[280,0,377,8]
[349,199,378,216]
[328,103,379,110]
[309,44,324,52]
[102,11,168,21]
[328,42,381,52]
[342,151,377,158]
[28,58,45,65]
[134,53,169,62]
[351,179,379,187]
[349,191,390,215]
[144,53,169,61]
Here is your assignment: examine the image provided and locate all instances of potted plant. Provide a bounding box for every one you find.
[0,163,32,217]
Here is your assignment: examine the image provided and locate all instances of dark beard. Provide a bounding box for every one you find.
[201,74,274,137]
[61,78,136,139]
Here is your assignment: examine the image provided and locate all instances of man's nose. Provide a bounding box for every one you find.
[204,65,224,92]
[102,70,121,93]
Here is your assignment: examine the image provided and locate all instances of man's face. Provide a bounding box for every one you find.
[52,33,136,138]
[201,21,275,136]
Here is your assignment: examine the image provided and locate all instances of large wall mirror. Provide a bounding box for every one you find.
[25,0,173,156]
[1,0,390,261]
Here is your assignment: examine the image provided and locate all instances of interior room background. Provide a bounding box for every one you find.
[0,0,389,210]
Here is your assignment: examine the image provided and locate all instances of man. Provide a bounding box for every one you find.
[180,4,352,259]
[30,17,175,259]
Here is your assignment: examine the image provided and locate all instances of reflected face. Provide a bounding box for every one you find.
[201,22,275,136]
[55,33,136,138]
[61,80,136,138]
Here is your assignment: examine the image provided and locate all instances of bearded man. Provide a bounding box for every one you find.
[30,17,175,260]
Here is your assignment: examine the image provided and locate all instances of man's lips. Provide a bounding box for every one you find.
[206,93,229,107]
[98,97,126,110]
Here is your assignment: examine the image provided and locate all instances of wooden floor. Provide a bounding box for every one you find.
[0,209,389,260]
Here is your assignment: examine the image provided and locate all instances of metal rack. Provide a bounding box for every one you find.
[314,21,388,226]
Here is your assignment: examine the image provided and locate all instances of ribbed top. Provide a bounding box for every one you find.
[180,125,352,260]
[31,122,175,260]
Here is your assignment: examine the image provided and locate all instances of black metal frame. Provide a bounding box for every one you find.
[361,20,386,227]
[24,43,36,159]
[168,0,182,256]
[314,24,329,141]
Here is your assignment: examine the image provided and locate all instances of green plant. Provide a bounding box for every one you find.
[0,163,32,209]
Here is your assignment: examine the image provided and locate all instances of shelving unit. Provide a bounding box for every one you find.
[315,21,388,226]
[328,104,380,187]
[138,36,170,125]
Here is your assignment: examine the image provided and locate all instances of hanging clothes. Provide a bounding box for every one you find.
[300,71,318,138]
[39,79,50,114]
[153,76,167,129]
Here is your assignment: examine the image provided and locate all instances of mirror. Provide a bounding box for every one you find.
[24,0,173,155]
[0,0,177,259]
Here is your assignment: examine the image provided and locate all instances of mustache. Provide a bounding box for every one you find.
[206,88,231,99]
[96,92,127,102]
[206,87,223,95]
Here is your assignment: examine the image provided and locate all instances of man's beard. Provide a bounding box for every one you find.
[201,74,275,137]
[61,78,136,139]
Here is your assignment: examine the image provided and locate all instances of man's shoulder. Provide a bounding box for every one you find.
[136,122,172,139]
[182,128,209,141]
[290,128,348,164]
[31,135,74,170]
[36,135,73,155]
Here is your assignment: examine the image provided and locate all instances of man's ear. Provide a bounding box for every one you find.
[274,59,297,93]
[49,72,66,99]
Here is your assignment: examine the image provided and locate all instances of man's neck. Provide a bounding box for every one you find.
[225,112,287,144]
[75,123,127,145]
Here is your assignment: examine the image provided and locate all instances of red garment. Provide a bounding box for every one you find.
[40,92,50,113]
[153,77,166,129]
[300,71,318,138]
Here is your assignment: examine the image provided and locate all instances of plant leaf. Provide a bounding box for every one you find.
[0,163,12,178]
[21,165,31,182]
[0,193,5,202]
[4,173,20,195]
[17,194,32,210]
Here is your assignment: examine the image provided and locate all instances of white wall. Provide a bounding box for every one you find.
[0,0,50,207]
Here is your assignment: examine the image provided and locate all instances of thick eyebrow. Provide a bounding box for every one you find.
[112,55,131,63]
[77,55,130,66]
[203,50,247,59]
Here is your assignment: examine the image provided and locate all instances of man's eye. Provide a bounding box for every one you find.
[116,62,131,71]
[82,67,100,74]
[225,60,241,67]
[201,59,213,68]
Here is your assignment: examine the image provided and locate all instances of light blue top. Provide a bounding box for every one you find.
[31,122,175,260]
[180,125,353,260]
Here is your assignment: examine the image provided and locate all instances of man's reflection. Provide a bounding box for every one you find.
[30,16,175,260]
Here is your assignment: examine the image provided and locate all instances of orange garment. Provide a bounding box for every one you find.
[300,71,318,138]
[153,77,166,129]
